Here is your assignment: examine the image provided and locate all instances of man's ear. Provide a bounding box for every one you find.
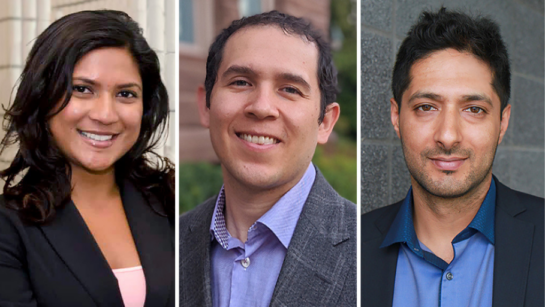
[196,85,210,128]
[498,104,511,145]
[317,102,340,144]
[390,98,401,138]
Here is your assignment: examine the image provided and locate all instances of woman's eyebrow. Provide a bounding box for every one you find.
[118,83,143,90]
[73,77,142,91]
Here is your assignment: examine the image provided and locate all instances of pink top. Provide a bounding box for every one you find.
[112,266,146,307]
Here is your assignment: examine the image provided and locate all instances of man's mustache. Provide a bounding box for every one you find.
[421,146,473,158]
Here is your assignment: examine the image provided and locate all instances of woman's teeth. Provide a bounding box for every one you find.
[80,131,114,141]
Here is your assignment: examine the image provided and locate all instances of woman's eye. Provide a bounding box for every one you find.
[416,104,436,112]
[73,85,90,93]
[118,91,137,98]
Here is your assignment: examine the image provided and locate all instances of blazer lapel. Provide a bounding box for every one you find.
[121,180,174,307]
[361,202,401,307]
[39,201,124,306]
[270,170,354,306]
[492,180,534,307]
[179,197,216,307]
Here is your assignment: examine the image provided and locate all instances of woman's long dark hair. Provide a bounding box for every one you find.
[0,10,174,224]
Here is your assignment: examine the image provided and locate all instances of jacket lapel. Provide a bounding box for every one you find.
[39,201,124,306]
[270,170,354,306]
[179,197,216,307]
[492,180,534,307]
[121,180,174,307]
[360,202,401,307]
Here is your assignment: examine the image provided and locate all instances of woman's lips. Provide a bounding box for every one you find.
[78,130,118,148]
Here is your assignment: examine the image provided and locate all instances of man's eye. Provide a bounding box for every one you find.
[282,87,301,95]
[118,91,137,98]
[73,85,91,93]
[231,80,250,86]
[416,105,436,111]
[465,106,484,114]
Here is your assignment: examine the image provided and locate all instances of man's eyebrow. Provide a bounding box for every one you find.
[408,91,444,104]
[278,72,311,92]
[461,94,493,106]
[221,65,257,79]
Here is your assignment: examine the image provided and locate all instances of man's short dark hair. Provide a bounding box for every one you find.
[392,7,510,112]
[204,10,338,123]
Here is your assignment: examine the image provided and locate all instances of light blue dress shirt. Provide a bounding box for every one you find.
[381,179,496,307]
[209,163,316,307]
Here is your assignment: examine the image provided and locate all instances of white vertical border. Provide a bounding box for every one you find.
[356,0,362,306]
[174,0,180,306]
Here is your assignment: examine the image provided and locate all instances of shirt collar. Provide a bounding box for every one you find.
[380,178,497,252]
[210,163,316,249]
[466,178,496,244]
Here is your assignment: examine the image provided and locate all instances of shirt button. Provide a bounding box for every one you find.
[241,257,250,268]
[446,272,453,280]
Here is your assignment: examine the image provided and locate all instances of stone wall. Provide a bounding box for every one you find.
[361,0,544,213]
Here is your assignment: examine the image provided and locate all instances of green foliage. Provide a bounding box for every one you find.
[179,138,357,213]
[331,0,357,139]
[312,138,357,203]
[179,162,223,213]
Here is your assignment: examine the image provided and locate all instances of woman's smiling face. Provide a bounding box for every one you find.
[49,47,143,174]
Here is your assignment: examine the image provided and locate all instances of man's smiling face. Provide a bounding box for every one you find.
[391,48,511,198]
[198,25,336,192]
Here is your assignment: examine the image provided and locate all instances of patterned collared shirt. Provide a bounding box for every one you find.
[209,163,316,307]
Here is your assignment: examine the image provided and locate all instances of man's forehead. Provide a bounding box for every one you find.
[404,48,499,104]
[227,24,316,47]
[218,25,319,76]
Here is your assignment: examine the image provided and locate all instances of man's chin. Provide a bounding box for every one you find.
[412,172,490,199]
[420,183,474,199]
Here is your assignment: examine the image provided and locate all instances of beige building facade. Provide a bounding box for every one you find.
[0,0,176,186]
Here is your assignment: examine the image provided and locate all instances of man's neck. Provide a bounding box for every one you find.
[411,174,492,263]
[222,168,308,243]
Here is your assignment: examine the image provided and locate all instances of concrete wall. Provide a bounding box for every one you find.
[0,0,176,187]
[361,0,544,213]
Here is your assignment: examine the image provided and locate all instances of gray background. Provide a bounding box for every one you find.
[361,0,544,213]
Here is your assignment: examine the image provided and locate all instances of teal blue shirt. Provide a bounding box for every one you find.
[381,179,496,307]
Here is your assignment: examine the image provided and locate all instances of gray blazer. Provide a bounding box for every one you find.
[179,168,357,306]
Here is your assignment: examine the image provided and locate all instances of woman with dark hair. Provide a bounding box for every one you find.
[0,10,174,306]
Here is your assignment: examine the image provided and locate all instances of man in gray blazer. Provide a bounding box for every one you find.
[179,11,356,307]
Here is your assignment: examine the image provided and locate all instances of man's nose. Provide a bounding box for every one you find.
[434,107,462,151]
[88,94,120,125]
[244,86,280,120]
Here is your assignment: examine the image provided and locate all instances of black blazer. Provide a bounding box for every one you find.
[361,178,544,307]
[0,180,174,307]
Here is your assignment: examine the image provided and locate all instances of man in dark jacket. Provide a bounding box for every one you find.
[361,8,544,307]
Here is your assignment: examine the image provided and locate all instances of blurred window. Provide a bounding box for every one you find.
[180,0,194,43]
[238,0,262,17]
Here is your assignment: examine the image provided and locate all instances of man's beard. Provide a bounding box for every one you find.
[399,134,498,199]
